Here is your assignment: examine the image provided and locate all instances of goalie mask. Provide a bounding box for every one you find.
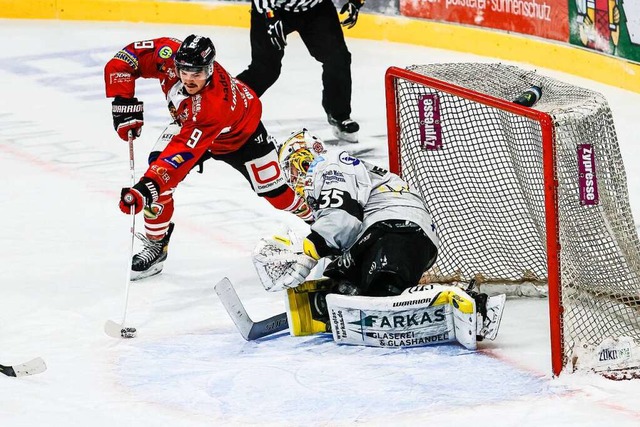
[278,129,327,197]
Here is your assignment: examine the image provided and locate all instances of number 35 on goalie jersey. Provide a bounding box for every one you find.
[305,151,438,252]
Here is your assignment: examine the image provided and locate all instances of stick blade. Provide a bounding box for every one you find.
[214,277,254,340]
[247,313,288,341]
[215,277,289,341]
[104,320,124,338]
[1,357,47,377]
[104,320,137,339]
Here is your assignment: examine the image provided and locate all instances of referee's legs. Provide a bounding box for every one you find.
[236,7,286,96]
[300,0,353,121]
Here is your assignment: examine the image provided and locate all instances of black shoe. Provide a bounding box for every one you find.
[328,115,359,143]
[131,222,175,280]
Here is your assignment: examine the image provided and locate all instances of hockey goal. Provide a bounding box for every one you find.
[385,63,640,377]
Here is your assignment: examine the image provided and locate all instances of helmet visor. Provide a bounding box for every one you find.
[176,62,206,73]
[176,62,213,79]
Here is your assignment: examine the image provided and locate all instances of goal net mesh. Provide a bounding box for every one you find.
[389,63,640,373]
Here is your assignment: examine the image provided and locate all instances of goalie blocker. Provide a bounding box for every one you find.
[286,280,506,350]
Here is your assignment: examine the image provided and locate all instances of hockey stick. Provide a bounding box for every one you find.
[0,357,47,377]
[105,131,138,339]
[215,277,288,341]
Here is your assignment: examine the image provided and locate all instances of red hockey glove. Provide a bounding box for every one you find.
[119,178,159,215]
[112,96,144,141]
[340,0,365,29]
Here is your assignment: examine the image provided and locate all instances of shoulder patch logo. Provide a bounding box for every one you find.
[114,49,139,69]
[312,141,325,154]
[339,151,360,165]
[158,46,173,59]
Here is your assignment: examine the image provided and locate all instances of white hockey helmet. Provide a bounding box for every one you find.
[278,129,327,196]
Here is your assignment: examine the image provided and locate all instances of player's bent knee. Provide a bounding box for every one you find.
[262,185,294,210]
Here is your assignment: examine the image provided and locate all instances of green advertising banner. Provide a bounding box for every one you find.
[570,0,640,63]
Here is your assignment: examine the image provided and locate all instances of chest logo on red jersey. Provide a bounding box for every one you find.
[162,152,195,169]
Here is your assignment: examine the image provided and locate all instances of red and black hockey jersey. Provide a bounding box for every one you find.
[104,37,182,99]
[143,62,262,193]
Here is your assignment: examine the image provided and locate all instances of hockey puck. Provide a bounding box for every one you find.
[120,327,137,338]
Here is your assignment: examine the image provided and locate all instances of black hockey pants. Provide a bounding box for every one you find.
[323,220,439,297]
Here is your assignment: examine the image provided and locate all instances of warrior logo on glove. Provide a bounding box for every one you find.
[112,97,144,141]
[119,178,159,215]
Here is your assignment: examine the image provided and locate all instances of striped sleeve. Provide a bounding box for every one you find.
[254,0,323,13]
[253,0,274,14]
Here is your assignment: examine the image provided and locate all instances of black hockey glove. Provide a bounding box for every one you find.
[112,96,144,141]
[265,9,286,50]
[340,0,365,29]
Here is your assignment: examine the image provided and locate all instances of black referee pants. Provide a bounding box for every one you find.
[236,0,353,122]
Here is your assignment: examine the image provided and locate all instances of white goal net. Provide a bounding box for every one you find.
[385,63,640,377]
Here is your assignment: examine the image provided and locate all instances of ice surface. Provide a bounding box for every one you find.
[0,19,639,426]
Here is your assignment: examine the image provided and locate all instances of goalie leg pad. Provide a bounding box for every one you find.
[326,284,482,350]
[327,285,458,348]
[284,280,333,336]
[477,294,506,341]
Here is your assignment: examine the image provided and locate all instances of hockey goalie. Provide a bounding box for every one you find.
[252,129,506,350]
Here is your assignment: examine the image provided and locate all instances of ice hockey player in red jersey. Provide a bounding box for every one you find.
[104,34,311,280]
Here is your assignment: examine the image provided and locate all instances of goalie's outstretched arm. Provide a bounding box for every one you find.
[252,232,318,292]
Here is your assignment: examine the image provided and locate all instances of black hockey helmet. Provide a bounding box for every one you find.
[175,34,216,78]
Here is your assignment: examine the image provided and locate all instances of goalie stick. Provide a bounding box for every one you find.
[214,277,288,341]
[0,357,47,377]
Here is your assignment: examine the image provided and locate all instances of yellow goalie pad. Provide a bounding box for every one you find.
[285,280,333,336]
[445,290,475,314]
[285,282,478,343]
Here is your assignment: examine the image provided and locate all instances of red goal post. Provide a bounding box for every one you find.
[384,64,640,377]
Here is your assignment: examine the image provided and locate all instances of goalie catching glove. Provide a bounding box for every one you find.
[252,231,317,292]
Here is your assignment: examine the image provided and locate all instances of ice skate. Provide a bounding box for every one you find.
[131,222,175,281]
[328,115,359,143]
